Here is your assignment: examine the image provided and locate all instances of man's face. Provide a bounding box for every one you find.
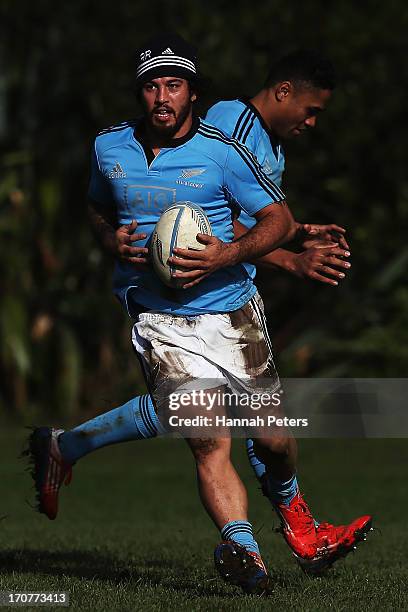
[274,84,332,139]
[141,77,196,139]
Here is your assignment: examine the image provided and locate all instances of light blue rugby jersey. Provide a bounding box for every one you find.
[206,99,285,278]
[88,117,285,316]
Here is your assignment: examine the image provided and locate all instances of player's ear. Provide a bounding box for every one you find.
[188,80,198,103]
[275,81,292,102]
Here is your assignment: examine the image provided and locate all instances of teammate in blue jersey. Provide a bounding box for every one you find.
[204,50,351,286]
[26,37,372,593]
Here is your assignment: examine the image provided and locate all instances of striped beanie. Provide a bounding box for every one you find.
[136,33,198,87]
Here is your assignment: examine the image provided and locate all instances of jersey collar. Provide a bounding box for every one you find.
[134,115,200,164]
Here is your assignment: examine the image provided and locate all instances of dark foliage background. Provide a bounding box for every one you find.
[1,0,407,422]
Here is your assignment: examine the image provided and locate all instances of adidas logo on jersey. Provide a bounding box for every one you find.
[262,160,274,175]
[161,47,174,55]
[108,161,127,179]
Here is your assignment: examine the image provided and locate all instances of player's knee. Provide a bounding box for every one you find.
[188,437,230,464]
[253,436,290,461]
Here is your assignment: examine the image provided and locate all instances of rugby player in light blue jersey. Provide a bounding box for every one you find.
[205,50,370,568]
[206,51,350,285]
[166,50,370,575]
[26,38,372,591]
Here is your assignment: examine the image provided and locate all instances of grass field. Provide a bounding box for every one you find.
[0,428,407,611]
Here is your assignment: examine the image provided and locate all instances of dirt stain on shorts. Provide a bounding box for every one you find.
[229,303,269,374]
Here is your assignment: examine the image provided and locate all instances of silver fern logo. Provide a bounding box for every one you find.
[179,168,206,179]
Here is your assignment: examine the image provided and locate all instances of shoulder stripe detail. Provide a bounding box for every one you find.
[236,109,255,142]
[198,123,285,202]
[97,120,136,136]
[241,115,256,145]
[232,107,251,139]
[199,123,284,201]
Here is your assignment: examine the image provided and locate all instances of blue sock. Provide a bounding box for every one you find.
[58,395,165,464]
[265,473,319,526]
[221,520,260,555]
[246,438,299,506]
[264,472,299,506]
[246,438,266,479]
[246,438,319,524]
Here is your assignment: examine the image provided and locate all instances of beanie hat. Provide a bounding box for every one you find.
[136,32,198,87]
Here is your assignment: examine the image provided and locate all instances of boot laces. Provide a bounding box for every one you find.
[292,499,314,536]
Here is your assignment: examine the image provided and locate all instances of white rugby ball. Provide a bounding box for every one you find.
[150,201,212,288]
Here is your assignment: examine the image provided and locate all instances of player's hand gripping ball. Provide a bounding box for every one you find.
[150,201,212,288]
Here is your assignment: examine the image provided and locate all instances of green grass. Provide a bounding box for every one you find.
[0,429,407,611]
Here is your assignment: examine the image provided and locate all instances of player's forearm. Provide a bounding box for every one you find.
[255,248,299,273]
[87,198,118,256]
[229,203,295,265]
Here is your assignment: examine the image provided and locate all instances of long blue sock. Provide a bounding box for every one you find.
[246,438,319,525]
[221,520,260,555]
[58,395,164,464]
[246,438,298,505]
[264,473,299,506]
[246,438,266,479]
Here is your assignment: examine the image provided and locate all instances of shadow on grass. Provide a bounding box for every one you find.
[0,548,235,596]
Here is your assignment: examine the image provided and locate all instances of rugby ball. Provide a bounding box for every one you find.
[150,202,212,288]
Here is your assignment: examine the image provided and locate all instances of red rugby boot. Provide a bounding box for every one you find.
[214,541,272,595]
[24,427,72,520]
[273,491,318,559]
[296,515,373,575]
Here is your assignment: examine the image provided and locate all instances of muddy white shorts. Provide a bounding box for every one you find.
[131,292,281,434]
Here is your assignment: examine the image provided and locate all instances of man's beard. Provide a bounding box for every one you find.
[149,100,192,140]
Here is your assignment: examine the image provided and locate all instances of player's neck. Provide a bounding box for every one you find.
[249,90,278,136]
[143,115,195,156]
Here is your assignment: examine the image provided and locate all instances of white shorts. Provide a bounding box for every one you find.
[131,292,281,434]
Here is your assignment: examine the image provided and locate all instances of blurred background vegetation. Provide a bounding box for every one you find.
[1,0,407,424]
